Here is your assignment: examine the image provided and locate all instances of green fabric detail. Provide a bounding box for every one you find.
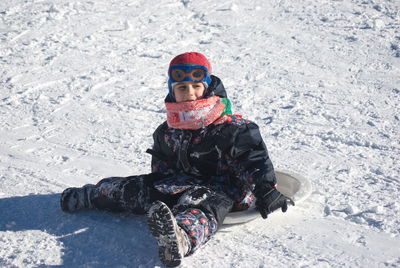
[220,98,232,116]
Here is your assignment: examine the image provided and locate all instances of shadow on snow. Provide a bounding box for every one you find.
[0,193,160,267]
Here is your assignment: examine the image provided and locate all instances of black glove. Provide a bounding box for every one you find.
[255,186,295,219]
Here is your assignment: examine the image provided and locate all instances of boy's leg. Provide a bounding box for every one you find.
[91,175,152,214]
[173,186,233,254]
[146,186,233,267]
[61,173,178,214]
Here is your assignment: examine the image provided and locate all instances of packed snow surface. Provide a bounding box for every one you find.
[1,0,399,267]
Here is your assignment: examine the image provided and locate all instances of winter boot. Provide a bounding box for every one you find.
[147,201,191,267]
[60,184,95,213]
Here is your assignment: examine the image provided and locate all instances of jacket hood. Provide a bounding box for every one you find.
[164,75,227,103]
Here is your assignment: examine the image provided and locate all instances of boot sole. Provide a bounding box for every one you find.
[147,201,183,267]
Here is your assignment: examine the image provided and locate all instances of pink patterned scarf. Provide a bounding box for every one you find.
[165,96,231,130]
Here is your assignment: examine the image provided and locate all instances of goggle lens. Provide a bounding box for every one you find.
[192,69,205,79]
[172,69,186,81]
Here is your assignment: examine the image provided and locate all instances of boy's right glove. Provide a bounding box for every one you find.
[254,185,295,219]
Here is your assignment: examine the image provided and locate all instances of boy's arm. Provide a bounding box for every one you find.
[230,122,294,218]
[146,124,177,174]
[229,122,276,187]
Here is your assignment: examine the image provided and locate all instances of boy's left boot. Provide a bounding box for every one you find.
[60,184,95,213]
[147,201,191,267]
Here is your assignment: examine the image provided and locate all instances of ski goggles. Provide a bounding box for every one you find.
[169,64,209,83]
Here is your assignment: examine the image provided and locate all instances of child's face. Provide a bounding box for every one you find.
[173,81,205,102]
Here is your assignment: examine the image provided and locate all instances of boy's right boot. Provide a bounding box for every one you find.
[147,201,191,267]
[60,184,95,213]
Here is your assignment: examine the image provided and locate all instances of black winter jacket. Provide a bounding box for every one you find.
[147,76,277,211]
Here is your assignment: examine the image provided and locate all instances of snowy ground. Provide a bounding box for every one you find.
[1,0,399,267]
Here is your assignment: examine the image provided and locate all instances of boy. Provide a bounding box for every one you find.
[60,52,293,267]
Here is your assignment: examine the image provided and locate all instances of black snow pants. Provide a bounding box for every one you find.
[88,173,234,253]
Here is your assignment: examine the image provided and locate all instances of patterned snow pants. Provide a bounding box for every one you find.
[87,174,234,254]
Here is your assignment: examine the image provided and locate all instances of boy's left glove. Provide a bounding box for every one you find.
[254,185,295,219]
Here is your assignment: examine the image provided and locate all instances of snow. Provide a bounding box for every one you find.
[1,0,399,267]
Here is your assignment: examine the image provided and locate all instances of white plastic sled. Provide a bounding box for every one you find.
[223,170,312,225]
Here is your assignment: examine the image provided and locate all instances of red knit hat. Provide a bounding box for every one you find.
[169,52,212,73]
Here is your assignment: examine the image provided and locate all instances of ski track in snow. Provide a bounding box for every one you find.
[1,0,399,267]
